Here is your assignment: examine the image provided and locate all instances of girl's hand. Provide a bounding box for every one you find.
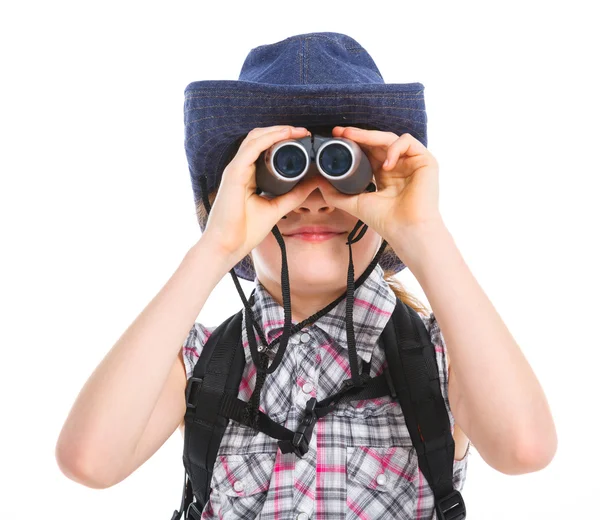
[201,125,321,266]
[317,126,444,243]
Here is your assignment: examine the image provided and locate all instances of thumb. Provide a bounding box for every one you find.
[267,176,322,217]
[316,178,362,219]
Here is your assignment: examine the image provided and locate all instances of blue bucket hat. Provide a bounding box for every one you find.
[183,31,428,282]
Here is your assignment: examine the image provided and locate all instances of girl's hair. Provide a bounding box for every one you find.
[196,188,431,317]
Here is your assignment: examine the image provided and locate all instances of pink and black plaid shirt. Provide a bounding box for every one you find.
[182,264,470,519]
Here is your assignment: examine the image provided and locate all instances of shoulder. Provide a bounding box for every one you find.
[181,322,219,379]
[417,310,452,369]
[183,322,217,348]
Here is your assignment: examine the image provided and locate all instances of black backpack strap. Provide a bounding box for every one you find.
[213,361,393,458]
[382,297,466,520]
[179,310,245,517]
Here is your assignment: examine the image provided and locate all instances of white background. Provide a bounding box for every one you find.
[1,1,598,518]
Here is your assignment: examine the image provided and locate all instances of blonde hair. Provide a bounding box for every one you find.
[196,189,431,317]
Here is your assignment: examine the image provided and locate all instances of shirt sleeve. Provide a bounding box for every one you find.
[182,323,219,380]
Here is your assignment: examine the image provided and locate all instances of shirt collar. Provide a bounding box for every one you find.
[241,264,397,365]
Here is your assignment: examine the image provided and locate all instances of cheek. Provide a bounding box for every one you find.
[251,234,280,267]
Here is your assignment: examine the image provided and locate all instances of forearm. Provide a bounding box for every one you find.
[389,220,557,470]
[56,235,234,484]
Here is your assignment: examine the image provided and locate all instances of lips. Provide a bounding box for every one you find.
[284,226,345,236]
[283,226,346,243]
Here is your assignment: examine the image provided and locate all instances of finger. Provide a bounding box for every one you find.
[240,126,310,164]
[245,125,306,140]
[382,133,429,170]
[267,175,322,217]
[331,126,388,164]
[314,177,362,218]
[333,126,398,148]
[227,127,311,185]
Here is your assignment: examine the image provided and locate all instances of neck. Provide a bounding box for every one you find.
[257,276,348,324]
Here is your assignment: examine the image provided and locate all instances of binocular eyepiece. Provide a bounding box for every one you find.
[256,134,373,196]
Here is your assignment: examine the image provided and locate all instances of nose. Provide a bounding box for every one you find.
[291,184,335,215]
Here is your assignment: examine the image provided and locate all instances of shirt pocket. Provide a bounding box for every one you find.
[203,452,276,519]
[347,394,398,416]
[346,445,418,520]
[331,393,401,419]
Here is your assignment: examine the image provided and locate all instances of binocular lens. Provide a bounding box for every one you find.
[273,146,307,178]
[318,143,353,177]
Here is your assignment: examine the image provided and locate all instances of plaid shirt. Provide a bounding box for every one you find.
[182,264,469,519]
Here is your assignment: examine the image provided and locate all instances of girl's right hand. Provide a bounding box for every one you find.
[201,125,321,267]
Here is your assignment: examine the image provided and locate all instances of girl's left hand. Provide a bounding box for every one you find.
[317,126,444,243]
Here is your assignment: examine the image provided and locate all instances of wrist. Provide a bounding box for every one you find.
[187,234,238,279]
[389,218,452,269]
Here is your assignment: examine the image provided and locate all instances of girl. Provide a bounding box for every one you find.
[56,32,556,519]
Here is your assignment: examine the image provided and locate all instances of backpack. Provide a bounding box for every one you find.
[170,296,467,520]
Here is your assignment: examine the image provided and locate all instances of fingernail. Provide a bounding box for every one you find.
[383,159,389,168]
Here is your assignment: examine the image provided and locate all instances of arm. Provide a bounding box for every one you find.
[391,220,557,475]
[55,235,234,488]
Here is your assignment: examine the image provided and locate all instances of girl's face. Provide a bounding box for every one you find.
[251,176,383,300]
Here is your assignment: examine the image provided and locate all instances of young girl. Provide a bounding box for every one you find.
[56,32,556,519]
[179,123,473,520]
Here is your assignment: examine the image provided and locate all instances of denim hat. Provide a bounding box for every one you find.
[183,31,428,282]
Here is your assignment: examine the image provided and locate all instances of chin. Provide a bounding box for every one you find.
[286,260,346,287]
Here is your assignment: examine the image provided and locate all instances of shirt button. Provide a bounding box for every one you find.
[376,473,387,486]
[302,382,314,394]
[300,332,311,343]
[233,480,245,492]
[296,513,310,520]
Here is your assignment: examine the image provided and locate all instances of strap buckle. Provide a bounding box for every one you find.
[435,489,466,520]
[289,397,318,457]
[341,372,370,391]
[185,377,204,409]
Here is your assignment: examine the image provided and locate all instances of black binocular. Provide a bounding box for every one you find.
[256,134,373,197]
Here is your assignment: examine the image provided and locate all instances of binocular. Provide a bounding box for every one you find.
[256,134,373,197]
